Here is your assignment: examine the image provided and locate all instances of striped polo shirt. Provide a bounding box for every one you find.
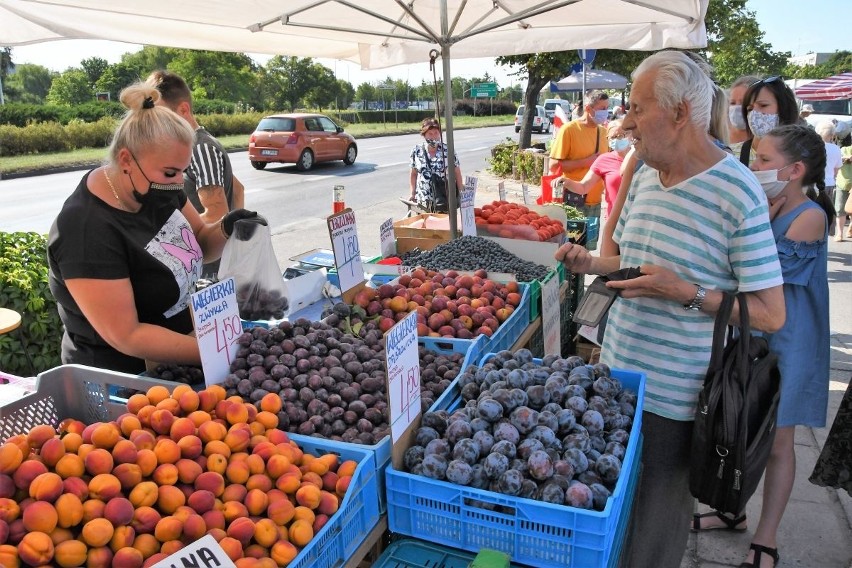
[604,154,783,421]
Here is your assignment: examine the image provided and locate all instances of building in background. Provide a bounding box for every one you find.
[789,52,833,67]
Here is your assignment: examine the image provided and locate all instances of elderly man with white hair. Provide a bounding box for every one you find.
[556,50,786,567]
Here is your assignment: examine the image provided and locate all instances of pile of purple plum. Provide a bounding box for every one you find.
[403,349,638,511]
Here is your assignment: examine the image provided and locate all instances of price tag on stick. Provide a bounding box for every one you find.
[379,217,396,258]
[542,274,562,356]
[498,181,507,202]
[385,311,421,442]
[459,176,478,237]
[189,278,242,387]
[327,208,365,296]
[522,183,530,205]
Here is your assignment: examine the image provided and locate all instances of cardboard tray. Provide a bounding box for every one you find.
[393,214,454,240]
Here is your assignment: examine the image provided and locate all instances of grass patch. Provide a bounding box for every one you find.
[0,115,512,176]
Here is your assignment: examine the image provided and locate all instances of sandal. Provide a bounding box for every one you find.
[740,543,779,567]
[691,510,748,532]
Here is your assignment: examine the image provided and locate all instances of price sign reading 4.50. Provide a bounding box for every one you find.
[327,208,364,294]
[189,277,242,386]
[385,311,421,442]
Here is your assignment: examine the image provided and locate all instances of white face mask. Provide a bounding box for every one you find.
[752,164,793,199]
[609,138,630,152]
[594,109,610,124]
[728,105,746,131]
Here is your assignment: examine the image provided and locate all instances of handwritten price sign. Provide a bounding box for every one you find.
[385,311,421,442]
[379,217,396,258]
[327,209,364,294]
[190,277,242,386]
[498,181,507,201]
[460,176,478,237]
[542,274,561,356]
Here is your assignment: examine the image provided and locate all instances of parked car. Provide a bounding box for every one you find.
[514,104,551,133]
[248,113,358,171]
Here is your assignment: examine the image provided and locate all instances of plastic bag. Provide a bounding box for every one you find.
[218,218,289,320]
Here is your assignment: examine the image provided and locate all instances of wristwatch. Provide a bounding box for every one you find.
[683,285,707,311]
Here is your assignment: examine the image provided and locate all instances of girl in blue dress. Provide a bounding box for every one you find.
[692,124,834,567]
[744,124,834,567]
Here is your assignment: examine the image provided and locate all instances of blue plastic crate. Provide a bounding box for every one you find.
[287,437,381,568]
[386,366,646,568]
[374,538,525,568]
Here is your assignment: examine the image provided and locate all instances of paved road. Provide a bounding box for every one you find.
[0,125,517,235]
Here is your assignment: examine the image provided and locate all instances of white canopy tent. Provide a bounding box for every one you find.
[1,0,709,235]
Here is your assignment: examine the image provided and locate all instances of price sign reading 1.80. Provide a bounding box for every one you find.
[189,277,242,387]
[327,209,364,294]
[460,176,478,237]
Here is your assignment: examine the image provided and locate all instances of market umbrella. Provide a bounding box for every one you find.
[794,72,852,101]
[554,69,629,91]
[0,0,709,235]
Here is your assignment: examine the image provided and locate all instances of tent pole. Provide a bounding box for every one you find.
[440,4,458,238]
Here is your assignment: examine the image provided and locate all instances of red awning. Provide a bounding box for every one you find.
[794,72,852,101]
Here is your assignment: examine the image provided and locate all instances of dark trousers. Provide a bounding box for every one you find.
[621,412,694,568]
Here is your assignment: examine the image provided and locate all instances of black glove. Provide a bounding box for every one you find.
[221,209,268,240]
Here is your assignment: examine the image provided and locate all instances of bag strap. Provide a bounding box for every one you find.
[735,293,752,389]
[739,139,752,166]
[706,292,736,383]
[594,126,601,155]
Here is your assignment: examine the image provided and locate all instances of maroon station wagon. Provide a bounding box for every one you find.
[248,113,358,171]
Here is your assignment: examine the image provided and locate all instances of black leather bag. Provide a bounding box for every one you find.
[689,292,781,515]
[429,175,450,213]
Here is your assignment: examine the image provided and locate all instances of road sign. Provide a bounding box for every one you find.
[471,82,498,98]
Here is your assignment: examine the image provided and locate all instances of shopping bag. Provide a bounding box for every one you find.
[218,218,289,321]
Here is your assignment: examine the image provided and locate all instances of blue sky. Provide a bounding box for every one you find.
[7,0,850,89]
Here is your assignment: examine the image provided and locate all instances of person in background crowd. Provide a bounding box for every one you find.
[800,103,815,120]
[739,76,801,166]
[815,120,843,237]
[409,117,463,213]
[559,119,630,224]
[835,143,852,239]
[694,124,832,568]
[47,83,262,374]
[147,70,245,278]
[549,89,610,248]
[555,50,785,568]
[728,75,761,159]
[810,377,852,497]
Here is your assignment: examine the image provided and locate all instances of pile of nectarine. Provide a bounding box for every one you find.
[475,201,565,241]
[0,383,359,567]
[353,268,522,339]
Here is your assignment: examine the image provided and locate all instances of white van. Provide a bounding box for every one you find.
[804,99,852,144]
[515,105,551,133]
[542,98,572,121]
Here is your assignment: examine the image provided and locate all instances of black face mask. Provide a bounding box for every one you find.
[129,153,184,207]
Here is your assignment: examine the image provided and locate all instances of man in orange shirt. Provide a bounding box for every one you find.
[549,90,610,248]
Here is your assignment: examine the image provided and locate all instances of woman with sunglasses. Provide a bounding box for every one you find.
[409,117,464,213]
[48,82,262,374]
[737,76,801,167]
[693,124,833,568]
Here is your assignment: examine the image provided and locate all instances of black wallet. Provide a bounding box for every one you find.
[572,267,642,327]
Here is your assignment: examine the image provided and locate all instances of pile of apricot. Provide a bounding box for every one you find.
[0,384,358,567]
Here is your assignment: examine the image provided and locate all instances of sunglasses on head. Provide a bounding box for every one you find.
[750,76,784,88]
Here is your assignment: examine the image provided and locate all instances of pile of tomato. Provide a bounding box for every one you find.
[474,201,565,242]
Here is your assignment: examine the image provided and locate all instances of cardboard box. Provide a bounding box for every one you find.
[392,214,454,241]
[395,236,448,254]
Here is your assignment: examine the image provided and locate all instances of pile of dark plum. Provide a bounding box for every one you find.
[403,349,638,511]
[221,318,465,446]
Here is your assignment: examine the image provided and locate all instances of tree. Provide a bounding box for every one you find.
[46,69,93,105]
[336,79,355,109]
[80,57,109,86]
[496,52,574,148]
[354,82,378,109]
[167,50,259,104]
[121,46,178,76]
[261,56,317,111]
[304,63,337,110]
[3,63,54,104]
[0,47,11,103]
[701,0,789,86]
[92,63,141,102]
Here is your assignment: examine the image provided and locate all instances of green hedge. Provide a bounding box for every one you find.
[0,232,63,375]
[0,102,125,127]
[454,98,517,116]
[198,112,264,137]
